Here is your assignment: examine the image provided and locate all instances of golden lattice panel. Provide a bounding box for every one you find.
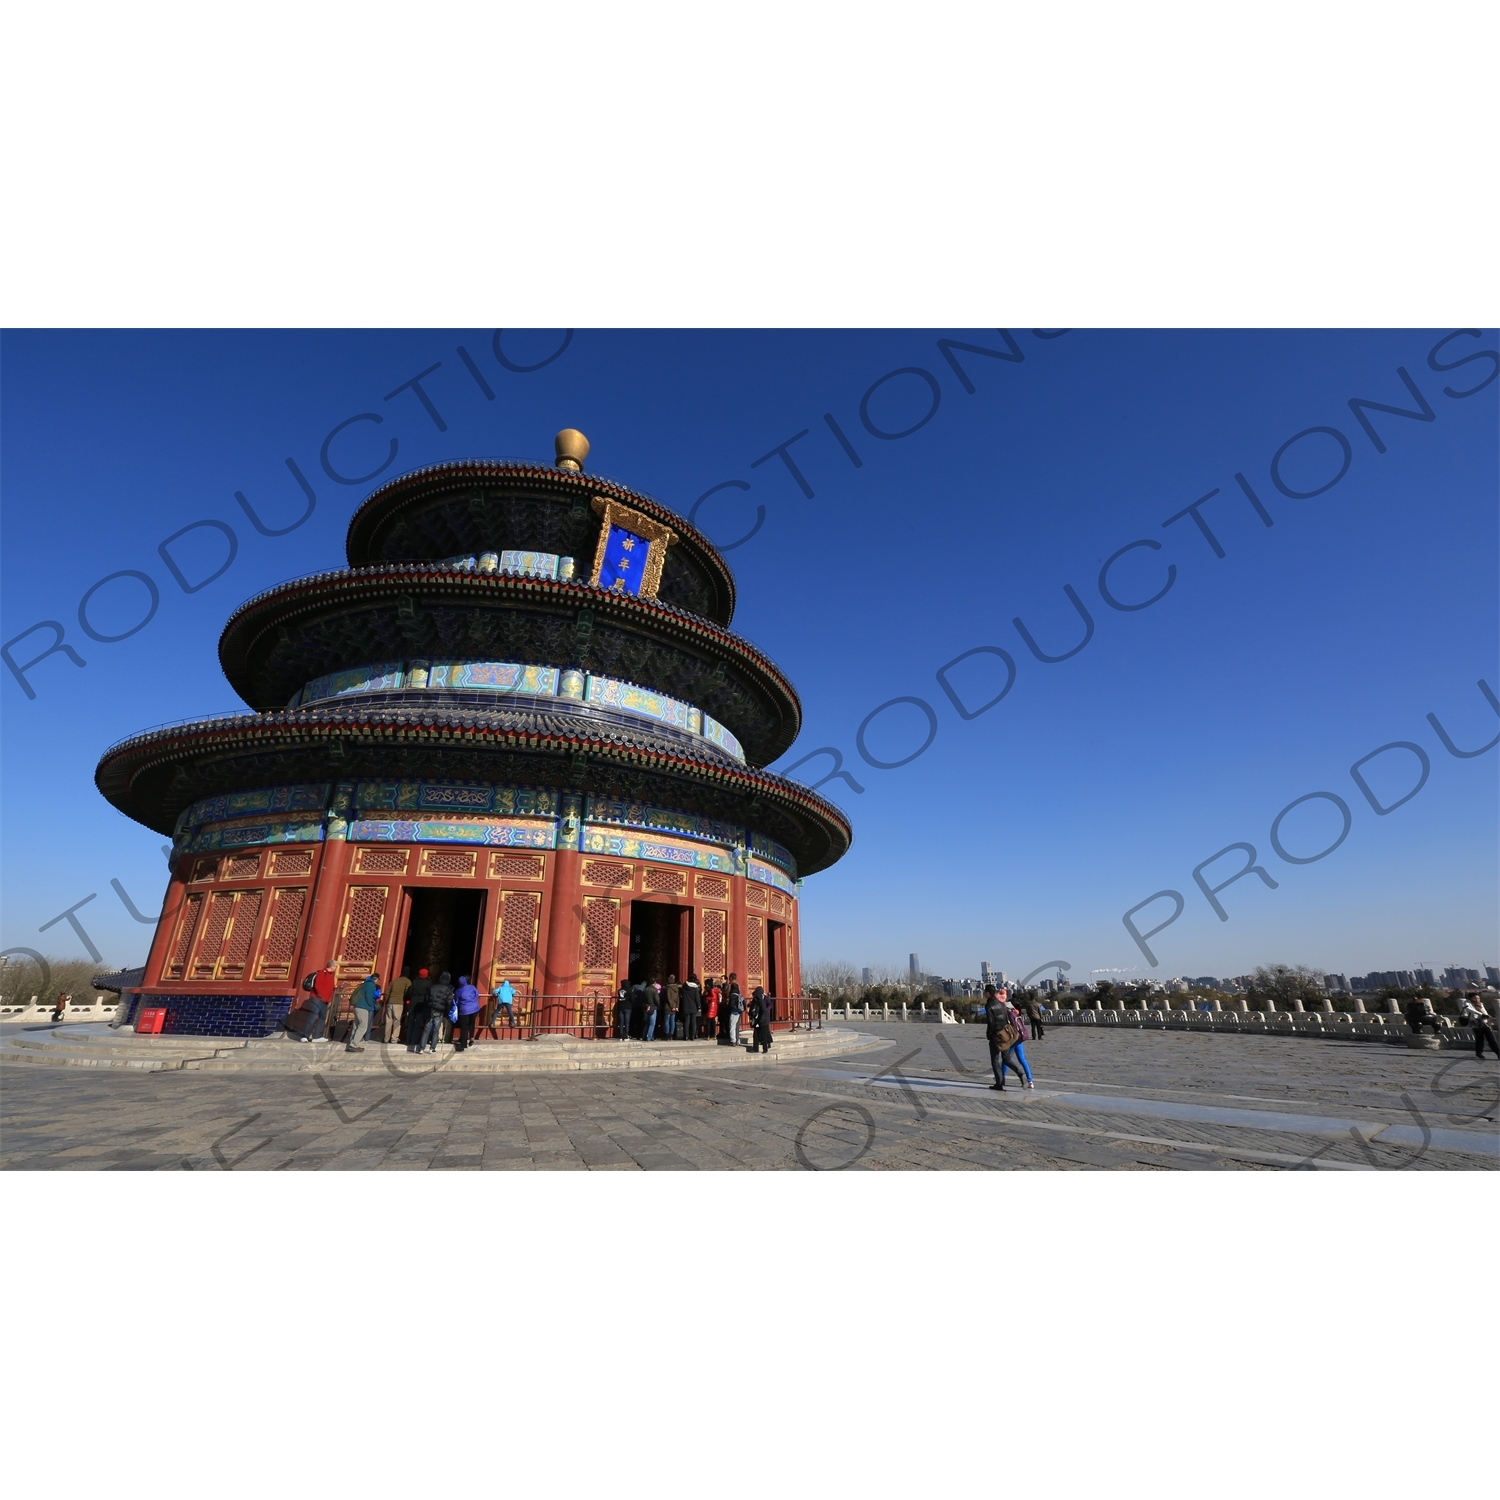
[271,848,314,877]
[489,852,545,881]
[420,848,477,878]
[354,846,409,875]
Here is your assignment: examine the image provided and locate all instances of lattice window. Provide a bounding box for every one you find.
[217,889,264,979]
[497,891,541,967]
[769,891,786,917]
[583,861,631,887]
[163,891,205,980]
[643,866,687,895]
[745,884,768,909]
[422,849,476,877]
[490,852,545,881]
[256,886,307,979]
[696,874,729,901]
[222,853,260,881]
[701,908,727,974]
[746,915,766,981]
[271,848,314,877]
[190,891,238,978]
[581,897,619,972]
[190,856,219,883]
[339,886,389,964]
[354,847,409,875]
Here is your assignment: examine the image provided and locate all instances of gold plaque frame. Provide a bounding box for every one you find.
[586,497,677,599]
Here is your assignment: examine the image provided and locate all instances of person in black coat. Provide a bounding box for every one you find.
[679,973,702,1041]
[629,980,648,1040]
[404,969,432,1051]
[750,986,773,1053]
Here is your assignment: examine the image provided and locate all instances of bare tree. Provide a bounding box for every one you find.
[1246,964,1324,1011]
[0,954,118,1007]
[802,959,861,1000]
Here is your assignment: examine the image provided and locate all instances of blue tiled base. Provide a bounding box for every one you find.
[125,992,294,1038]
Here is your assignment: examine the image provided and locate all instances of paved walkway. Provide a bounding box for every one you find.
[2,1024,1495,1169]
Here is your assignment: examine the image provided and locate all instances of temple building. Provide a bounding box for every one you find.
[95,430,851,1036]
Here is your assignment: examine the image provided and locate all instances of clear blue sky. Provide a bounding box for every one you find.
[2,329,1495,981]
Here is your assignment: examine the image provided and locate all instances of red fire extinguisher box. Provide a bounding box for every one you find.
[136,1006,167,1035]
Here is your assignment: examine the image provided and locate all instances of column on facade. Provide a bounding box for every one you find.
[297,828,353,979]
[542,793,584,996]
[142,865,190,986]
[728,855,749,993]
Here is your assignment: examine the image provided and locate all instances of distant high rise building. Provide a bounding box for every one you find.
[1412,969,1434,986]
[1324,973,1350,993]
[1487,966,1500,987]
[980,961,993,985]
[909,953,920,984]
[1444,966,1482,989]
[861,967,872,986]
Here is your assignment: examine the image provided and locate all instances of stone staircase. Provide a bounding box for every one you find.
[0,1022,887,1075]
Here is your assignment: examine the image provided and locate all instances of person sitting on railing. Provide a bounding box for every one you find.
[494,977,516,1032]
[1404,997,1443,1038]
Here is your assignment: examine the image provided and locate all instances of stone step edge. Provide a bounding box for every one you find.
[0,1030,885,1073]
[184,1033,888,1074]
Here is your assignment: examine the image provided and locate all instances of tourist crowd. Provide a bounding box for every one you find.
[284,965,777,1054]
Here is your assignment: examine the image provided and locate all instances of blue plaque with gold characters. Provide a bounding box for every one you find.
[598,523,649,595]
[586,496,677,600]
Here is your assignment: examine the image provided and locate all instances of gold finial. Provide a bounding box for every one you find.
[555,428,590,471]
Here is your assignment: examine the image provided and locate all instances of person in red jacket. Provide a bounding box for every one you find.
[302,964,336,1042]
[704,978,720,1041]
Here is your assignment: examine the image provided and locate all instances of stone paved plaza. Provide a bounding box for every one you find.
[2,1023,1496,1170]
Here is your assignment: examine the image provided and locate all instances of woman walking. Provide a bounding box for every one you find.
[1459,992,1500,1059]
[999,988,1034,1088]
[985,987,1034,1090]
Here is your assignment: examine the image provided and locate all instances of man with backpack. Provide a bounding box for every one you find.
[419,971,455,1054]
[297,964,336,1042]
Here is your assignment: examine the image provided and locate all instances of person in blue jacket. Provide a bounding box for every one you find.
[347,972,381,1052]
[454,974,482,1052]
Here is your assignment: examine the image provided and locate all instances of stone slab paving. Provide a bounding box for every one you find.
[2,1023,1496,1170]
